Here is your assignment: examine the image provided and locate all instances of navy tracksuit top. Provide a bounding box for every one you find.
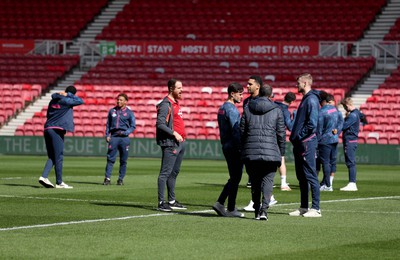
[44,92,84,132]
[289,89,320,144]
[105,106,136,137]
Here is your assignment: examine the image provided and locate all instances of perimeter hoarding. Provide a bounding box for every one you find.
[0,136,399,165]
[114,41,319,56]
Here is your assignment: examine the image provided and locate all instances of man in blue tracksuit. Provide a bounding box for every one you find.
[39,86,84,189]
[340,97,361,191]
[274,91,296,191]
[103,93,136,186]
[317,92,343,191]
[212,82,245,218]
[289,73,321,217]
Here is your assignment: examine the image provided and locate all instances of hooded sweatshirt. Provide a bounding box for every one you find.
[44,92,84,132]
[289,89,320,145]
[240,97,286,164]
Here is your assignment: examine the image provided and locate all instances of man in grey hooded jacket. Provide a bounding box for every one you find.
[240,84,286,220]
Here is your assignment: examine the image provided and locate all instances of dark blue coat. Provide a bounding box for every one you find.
[289,89,320,145]
[44,92,84,132]
[240,97,286,163]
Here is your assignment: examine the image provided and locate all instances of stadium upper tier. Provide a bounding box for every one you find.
[97,0,386,42]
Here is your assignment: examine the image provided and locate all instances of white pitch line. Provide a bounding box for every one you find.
[1,195,399,232]
[0,213,174,232]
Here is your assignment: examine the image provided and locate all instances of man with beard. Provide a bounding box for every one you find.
[156,78,187,211]
[289,73,321,217]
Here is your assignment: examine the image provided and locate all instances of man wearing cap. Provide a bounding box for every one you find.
[38,86,84,189]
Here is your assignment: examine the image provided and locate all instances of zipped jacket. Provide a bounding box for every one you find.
[44,92,84,132]
[289,89,320,145]
[156,97,176,147]
[240,97,286,163]
[105,106,136,137]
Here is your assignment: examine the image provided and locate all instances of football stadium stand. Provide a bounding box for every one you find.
[0,0,399,145]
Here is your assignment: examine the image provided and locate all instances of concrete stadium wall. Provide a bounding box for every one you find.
[0,136,399,165]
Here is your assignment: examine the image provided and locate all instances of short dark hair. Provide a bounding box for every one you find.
[284,92,296,103]
[249,75,263,88]
[227,82,244,95]
[167,78,180,92]
[319,90,329,103]
[117,93,128,101]
[326,94,335,103]
[259,84,273,98]
[65,85,77,95]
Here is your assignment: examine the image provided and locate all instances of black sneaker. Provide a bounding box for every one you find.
[246,182,252,188]
[169,200,187,210]
[158,201,172,212]
[103,178,111,185]
[258,211,268,221]
[116,179,123,185]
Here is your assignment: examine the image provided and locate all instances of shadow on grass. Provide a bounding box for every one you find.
[195,182,301,190]
[3,183,42,188]
[69,180,104,185]
[91,202,220,218]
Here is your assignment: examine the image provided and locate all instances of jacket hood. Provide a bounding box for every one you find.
[309,89,321,101]
[248,97,278,115]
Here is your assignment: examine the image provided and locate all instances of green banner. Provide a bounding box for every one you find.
[99,41,116,56]
[0,136,399,165]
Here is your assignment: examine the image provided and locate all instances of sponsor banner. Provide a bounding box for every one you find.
[0,40,35,54]
[114,41,319,56]
[0,136,399,165]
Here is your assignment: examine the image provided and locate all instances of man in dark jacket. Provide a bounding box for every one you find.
[156,79,187,211]
[274,91,297,191]
[213,82,245,218]
[289,73,321,217]
[317,92,343,191]
[103,93,136,186]
[240,84,286,220]
[38,86,84,189]
[340,97,361,191]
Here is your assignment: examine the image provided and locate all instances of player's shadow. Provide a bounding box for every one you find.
[92,202,220,218]
[194,182,225,188]
[69,180,104,185]
[3,183,42,188]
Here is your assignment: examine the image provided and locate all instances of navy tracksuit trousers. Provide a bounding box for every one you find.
[41,128,66,185]
[105,136,130,180]
[157,142,186,202]
[293,137,320,210]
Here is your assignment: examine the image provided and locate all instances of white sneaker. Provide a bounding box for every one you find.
[281,185,291,191]
[289,208,308,216]
[303,208,322,218]
[269,195,278,206]
[320,185,333,192]
[340,182,358,191]
[38,177,54,188]
[55,182,73,189]
[243,200,255,212]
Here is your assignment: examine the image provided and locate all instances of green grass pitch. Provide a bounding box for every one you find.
[0,155,399,259]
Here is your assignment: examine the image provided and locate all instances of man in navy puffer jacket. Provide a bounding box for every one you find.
[240,84,286,220]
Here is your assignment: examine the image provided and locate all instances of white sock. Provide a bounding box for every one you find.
[281,176,287,186]
[330,176,334,186]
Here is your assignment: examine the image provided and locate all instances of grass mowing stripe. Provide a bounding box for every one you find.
[2,194,398,206]
[1,195,398,232]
